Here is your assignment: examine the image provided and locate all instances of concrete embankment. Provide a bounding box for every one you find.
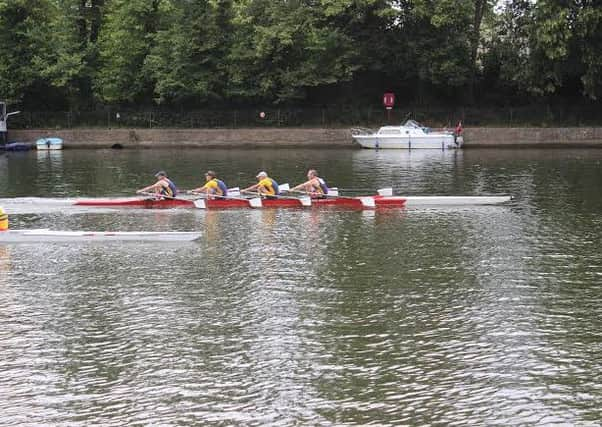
[9,127,602,148]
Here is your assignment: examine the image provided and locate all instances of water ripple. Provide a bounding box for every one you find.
[1,149,602,425]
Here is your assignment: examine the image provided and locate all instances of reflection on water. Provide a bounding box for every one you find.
[0,148,601,425]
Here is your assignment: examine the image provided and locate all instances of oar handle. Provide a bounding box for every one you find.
[138,191,177,200]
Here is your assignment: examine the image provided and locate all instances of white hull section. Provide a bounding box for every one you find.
[0,229,202,243]
[396,195,511,207]
[36,145,63,151]
[353,135,460,149]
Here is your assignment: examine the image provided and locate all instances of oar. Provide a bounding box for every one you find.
[285,188,376,208]
[227,187,241,196]
[139,191,211,208]
[186,191,262,209]
[138,191,186,201]
[242,185,312,207]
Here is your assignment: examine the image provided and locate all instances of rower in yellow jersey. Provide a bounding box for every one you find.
[0,207,8,231]
[242,171,280,198]
[189,171,228,199]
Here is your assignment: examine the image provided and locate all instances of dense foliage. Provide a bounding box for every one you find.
[1,0,601,110]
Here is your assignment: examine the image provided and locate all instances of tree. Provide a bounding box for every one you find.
[0,1,52,103]
[143,0,233,105]
[226,0,362,103]
[94,0,162,103]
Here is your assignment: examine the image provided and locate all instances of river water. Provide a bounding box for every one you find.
[0,148,601,426]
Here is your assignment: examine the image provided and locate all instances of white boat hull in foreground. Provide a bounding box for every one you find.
[352,120,462,149]
[0,229,202,243]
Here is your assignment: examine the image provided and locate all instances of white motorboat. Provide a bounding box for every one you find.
[351,120,462,149]
[0,229,202,243]
[36,137,63,150]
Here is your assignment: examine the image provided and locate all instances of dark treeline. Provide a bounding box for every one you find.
[1,0,601,115]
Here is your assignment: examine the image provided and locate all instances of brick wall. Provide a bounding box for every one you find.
[8,127,602,148]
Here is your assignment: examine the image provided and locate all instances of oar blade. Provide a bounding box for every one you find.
[377,187,393,197]
[248,197,263,208]
[358,197,376,208]
[193,199,207,209]
[228,187,241,197]
[327,188,339,197]
[279,183,290,192]
[298,196,312,207]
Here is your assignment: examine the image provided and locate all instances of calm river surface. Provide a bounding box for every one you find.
[0,148,601,426]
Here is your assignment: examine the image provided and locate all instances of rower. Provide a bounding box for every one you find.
[189,171,228,199]
[136,171,178,198]
[0,207,8,231]
[291,169,329,198]
[242,171,279,198]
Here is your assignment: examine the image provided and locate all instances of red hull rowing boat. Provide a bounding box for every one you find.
[73,196,406,209]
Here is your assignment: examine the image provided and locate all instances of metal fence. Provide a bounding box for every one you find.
[7,104,602,129]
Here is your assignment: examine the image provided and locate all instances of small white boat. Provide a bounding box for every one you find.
[0,229,202,243]
[36,137,63,150]
[351,120,462,149]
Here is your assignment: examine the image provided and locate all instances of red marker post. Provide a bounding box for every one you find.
[383,92,395,123]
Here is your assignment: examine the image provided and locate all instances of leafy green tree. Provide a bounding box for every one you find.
[227,0,361,103]
[575,4,602,99]
[94,0,162,103]
[0,0,89,107]
[489,0,602,100]
[143,0,233,104]
[385,0,474,104]
[0,0,52,102]
[35,0,88,105]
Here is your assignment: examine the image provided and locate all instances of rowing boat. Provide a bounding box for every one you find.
[73,194,512,209]
[0,229,202,243]
[73,195,406,209]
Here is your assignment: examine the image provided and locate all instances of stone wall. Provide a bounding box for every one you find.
[9,128,352,148]
[463,127,602,147]
[8,127,602,148]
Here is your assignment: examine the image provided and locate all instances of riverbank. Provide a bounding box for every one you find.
[8,127,602,148]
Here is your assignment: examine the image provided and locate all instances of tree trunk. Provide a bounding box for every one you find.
[468,0,486,104]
